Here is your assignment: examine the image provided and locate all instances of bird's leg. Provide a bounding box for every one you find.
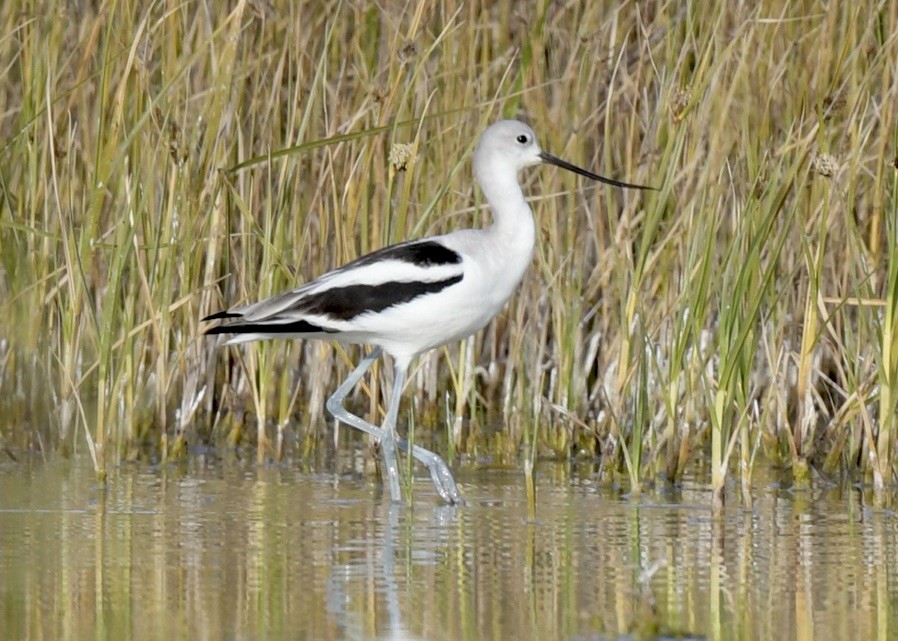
[380,365,405,502]
[326,347,463,505]
[386,361,464,505]
[326,345,400,501]
[326,346,386,440]
[404,444,464,505]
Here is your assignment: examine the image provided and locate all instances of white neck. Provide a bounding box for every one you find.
[472,158,537,289]
[475,156,536,245]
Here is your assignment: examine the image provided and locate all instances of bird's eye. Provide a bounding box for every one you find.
[516,134,529,144]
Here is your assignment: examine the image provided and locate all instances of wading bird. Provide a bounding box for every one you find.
[203,120,653,504]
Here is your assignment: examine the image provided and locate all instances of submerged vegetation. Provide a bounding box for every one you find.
[1,0,897,502]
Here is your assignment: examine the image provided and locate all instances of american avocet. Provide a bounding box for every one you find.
[204,120,653,504]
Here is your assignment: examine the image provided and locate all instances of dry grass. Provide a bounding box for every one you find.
[1,0,897,501]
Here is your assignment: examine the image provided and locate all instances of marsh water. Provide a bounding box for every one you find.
[1,453,896,641]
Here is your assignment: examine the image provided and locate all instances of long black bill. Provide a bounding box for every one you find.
[538,151,656,191]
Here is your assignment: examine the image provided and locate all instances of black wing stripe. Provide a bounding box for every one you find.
[204,318,336,336]
[350,240,461,269]
[301,274,464,320]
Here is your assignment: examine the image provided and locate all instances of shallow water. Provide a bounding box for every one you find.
[0,453,896,641]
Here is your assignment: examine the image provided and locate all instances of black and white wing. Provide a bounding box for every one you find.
[203,238,464,343]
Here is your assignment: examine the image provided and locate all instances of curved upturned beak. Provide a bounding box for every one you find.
[538,151,656,191]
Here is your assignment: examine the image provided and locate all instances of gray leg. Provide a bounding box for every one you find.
[325,346,385,437]
[379,365,404,501]
[325,347,464,505]
[412,446,464,505]
[326,347,400,501]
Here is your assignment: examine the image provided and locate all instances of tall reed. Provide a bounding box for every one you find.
[1,1,897,500]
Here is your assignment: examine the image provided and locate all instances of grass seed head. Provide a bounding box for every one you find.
[812,153,838,178]
[389,143,416,173]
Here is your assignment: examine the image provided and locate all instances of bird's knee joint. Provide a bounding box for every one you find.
[325,396,344,416]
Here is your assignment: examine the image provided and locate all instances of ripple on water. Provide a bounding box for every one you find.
[0,455,896,641]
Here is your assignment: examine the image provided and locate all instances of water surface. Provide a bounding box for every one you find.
[0,454,895,640]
